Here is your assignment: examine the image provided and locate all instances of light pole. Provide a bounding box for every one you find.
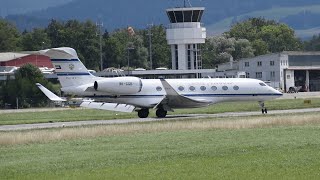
[127,43,134,75]
[147,23,153,69]
[96,21,104,71]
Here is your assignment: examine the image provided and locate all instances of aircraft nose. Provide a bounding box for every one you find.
[272,88,283,96]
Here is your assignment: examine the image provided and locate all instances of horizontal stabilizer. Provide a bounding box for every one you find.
[36,83,66,102]
[80,102,135,113]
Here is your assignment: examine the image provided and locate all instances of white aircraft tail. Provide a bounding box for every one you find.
[40,47,99,88]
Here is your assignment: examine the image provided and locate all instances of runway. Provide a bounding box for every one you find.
[1,107,320,131]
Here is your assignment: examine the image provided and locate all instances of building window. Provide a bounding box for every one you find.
[211,86,217,91]
[193,44,202,70]
[270,71,275,79]
[245,62,249,67]
[256,72,262,79]
[246,72,250,78]
[287,75,290,79]
[257,61,262,66]
[222,86,228,91]
[187,45,191,70]
[270,61,274,66]
[200,86,206,91]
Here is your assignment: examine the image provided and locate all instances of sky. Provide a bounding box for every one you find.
[0,0,73,17]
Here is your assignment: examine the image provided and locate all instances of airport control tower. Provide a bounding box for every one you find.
[166,6,206,70]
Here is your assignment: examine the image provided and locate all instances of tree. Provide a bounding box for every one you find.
[0,19,20,52]
[226,17,302,55]
[141,25,171,69]
[233,39,255,60]
[3,64,57,108]
[103,28,148,69]
[259,24,302,52]
[304,34,320,51]
[20,28,51,50]
[202,35,254,67]
[46,19,100,70]
[46,19,64,48]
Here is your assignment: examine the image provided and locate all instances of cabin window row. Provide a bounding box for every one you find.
[156,85,241,92]
[174,85,240,92]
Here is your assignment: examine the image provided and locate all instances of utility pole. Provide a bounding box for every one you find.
[96,21,104,71]
[147,23,153,70]
[127,43,134,75]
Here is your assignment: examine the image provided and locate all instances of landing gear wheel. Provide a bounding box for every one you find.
[259,102,268,114]
[261,108,268,114]
[156,108,167,118]
[138,109,149,118]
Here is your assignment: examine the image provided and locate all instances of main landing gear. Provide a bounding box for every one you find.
[156,107,167,118]
[259,101,268,114]
[138,108,149,118]
[137,107,168,118]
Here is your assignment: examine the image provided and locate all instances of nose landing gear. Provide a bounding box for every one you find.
[259,102,268,114]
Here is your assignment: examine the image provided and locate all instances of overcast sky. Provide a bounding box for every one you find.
[0,0,73,17]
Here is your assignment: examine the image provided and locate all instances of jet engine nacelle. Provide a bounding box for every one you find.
[94,77,143,95]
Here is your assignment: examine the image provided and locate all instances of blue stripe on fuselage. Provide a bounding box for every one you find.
[85,93,282,98]
[56,72,91,76]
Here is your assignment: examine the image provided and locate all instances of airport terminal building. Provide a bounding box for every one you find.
[218,51,320,92]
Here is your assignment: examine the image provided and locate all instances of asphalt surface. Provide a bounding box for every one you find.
[1,107,320,131]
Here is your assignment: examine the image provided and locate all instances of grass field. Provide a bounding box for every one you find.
[1,114,320,179]
[1,98,320,125]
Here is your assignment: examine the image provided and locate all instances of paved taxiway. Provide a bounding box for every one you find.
[1,107,320,131]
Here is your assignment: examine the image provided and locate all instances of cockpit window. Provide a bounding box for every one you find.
[259,83,267,86]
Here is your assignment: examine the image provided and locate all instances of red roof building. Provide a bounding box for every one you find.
[0,54,53,68]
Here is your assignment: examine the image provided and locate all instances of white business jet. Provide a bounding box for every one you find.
[36,47,282,118]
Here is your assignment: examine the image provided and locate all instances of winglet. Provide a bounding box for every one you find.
[159,78,180,96]
[36,83,66,101]
[159,78,212,108]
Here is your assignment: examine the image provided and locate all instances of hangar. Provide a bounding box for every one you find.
[0,53,52,68]
[0,53,53,80]
[218,51,320,92]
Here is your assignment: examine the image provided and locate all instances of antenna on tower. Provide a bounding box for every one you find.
[183,0,192,7]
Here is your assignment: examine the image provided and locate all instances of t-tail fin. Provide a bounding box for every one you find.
[40,47,98,88]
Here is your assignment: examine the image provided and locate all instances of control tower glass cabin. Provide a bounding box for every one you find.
[166,7,206,70]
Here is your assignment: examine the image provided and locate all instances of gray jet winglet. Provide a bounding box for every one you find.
[159,78,212,109]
